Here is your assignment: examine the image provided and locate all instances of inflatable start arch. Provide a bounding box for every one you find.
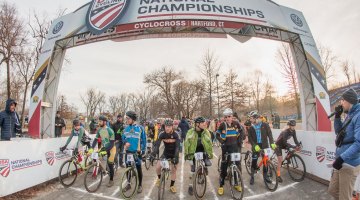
[28,0,332,138]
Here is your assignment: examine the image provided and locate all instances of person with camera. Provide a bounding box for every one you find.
[328,88,360,200]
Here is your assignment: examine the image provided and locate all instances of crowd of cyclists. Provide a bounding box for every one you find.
[59,108,303,199]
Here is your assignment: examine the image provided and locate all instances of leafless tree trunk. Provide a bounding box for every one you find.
[276,43,301,119]
[80,88,105,119]
[0,1,26,99]
[199,49,220,118]
[249,70,263,112]
[318,44,337,87]
[342,60,352,86]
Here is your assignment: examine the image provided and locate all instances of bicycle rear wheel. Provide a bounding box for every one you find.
[145,156,151,170]
[158,170,166,200]
[59,159,78,187]
[120,167,138,200]
[244,151,252,176]
[263,161,278,192]
[217,155,222,172]
[287,154,306,182]
[229,165,244,200]
[84,163,103,193]
[84,156,92,169]
[194,166,207,199]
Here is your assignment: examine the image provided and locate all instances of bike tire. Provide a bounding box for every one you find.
[84,163,103,193]
[194,166,207,199]
[145,156,151,170]
[287,154,306,182]
[263,161,278,192]
[158,170,166,200]
[84,156,92,169]
[58,159,78,187]
[217,155,222,172]
[120,167,138,200]
[229,165,244,200]
[244,151,252,176]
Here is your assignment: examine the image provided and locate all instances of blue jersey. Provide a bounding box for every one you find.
[122,124,146,153]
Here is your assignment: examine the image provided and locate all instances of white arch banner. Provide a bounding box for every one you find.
[28,0,331,138]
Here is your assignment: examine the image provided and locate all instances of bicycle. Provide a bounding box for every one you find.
[153,157,175,200]
[145,139,154,170]
[83,149,111,193]
[192,152,208,199]
[270,142,306,182]
[58,147,92,187]
[120,153,140,200]
[221,152,244,200]
[244,150,252,176]
[251,148,278,192]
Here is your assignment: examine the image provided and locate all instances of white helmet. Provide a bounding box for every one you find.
[249,110,259,119]
[223,108,233,116]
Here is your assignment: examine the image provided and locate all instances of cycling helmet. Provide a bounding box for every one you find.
[223,108,233,116]
[164,119,174,126]
[73,119,80,126]
[98,115,108,122]
[287,119,296,126]
[126,111,137,121]
[249,111,259,119]
[194,116,206,124]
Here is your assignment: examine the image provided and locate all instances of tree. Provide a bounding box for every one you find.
[342,60,351,86]
[318,44,337,86]
[144,66,182,118]
[220,68,248,112]
[80,88,105,119]
[249,70,263,112]
[0,2,26,98]
[199,49,221,117]
[276,43,301,119]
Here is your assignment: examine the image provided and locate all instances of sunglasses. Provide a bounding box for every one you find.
[225,116,232,118]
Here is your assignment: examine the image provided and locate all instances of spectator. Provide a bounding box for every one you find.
[55,111,66,137]
[0,99,22,141]
[89,118,98,135]
[179,116,190,142]
[111,114,125,168]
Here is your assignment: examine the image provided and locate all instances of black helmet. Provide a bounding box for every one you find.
[287,119,296,126]
[73,119,80,126]
[98,115,108,122]
[194,116,206,124]
[126,111,137,121]
[164,119,173,126]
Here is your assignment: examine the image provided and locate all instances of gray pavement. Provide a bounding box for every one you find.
[34,146,334,200]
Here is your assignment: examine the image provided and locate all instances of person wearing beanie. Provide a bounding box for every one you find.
[329,88,360,200]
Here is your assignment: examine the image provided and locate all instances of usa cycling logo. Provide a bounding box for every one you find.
[0,159,10,177]
[45,151,55,166]
[52,21,64,34]
[290,14,303,27]
[316,146,326,163]
[86,0,129,35]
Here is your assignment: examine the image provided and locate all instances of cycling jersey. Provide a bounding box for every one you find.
[122,124,146,153]
[276,128,299,146]
[92,127,115,151]
[216,121,244,153]
[153,131,180,158]
[184,128,213,160]
[64,127,85,148]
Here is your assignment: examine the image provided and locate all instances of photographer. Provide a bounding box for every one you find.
[328,88,360,200]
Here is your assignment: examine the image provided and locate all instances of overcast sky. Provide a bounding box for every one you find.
[8,0,360,113]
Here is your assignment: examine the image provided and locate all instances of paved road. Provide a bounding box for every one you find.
[34,146,333,200]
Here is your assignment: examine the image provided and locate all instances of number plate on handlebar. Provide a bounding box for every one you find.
[265,148,272,156]
[127,154,134,162]
[147,143,152,148]
[91,152,98,160]
[161,160,170,169]
[231,153,241,161]
[194,152,204,160]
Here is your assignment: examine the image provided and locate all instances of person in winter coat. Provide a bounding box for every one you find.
[0,99,22,141]
[179,116,190,142]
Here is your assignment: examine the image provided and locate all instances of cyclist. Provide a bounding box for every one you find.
[216,108,244,195]
[152,119,180,193]
[111,114,125,168]
[122,111,147,193]
[60,119,87,153]
[248,111,277,185]
[87,115,116,187]
[184,116,213,196]
[274,119,301,183]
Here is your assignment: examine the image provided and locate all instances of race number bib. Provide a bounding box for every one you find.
[91,152,99,160]
[127,154,134,162]
[194,152,204,160]
[231,153,241,161]
[265,148,272,156]
[161,160,170,169]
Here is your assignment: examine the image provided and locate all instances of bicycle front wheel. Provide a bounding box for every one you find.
[59,159,78,187]
[229,165,244,200]
[194,166,207,199]
[120,167,138,200]
[217,155,222,172]
[158,170,166,200]
[287,154,306,182]
[263,161,278,192]
[244,151,252,176]
[84,163,103,193]
[145,156,151,170]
